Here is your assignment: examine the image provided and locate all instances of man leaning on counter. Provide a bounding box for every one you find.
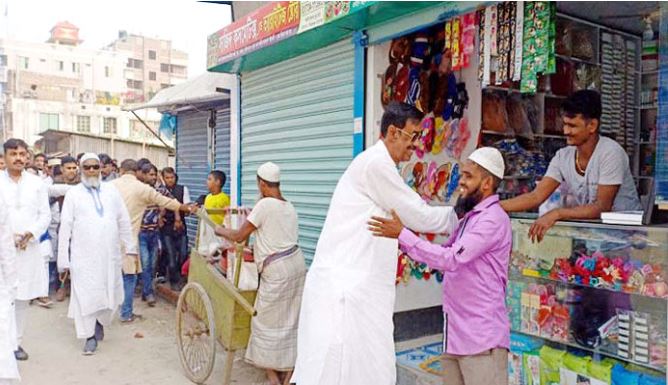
[501,90,642,242]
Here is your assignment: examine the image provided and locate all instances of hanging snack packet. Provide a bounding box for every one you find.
[547,1,557,74]
[490,3,499,56]
[461,12,476,69]
[521,2,538,93]
[513,0,524,81]
[452,16,462,70]
[478,9,486,80]
[533,1,550,74]
[508,1,517,80]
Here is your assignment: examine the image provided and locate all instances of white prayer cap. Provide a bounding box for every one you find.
[468,147,505,179]
[80,153,100,164]
[257,162,280,183]
[47,158,61,167]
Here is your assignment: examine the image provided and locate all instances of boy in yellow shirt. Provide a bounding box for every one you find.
[204,170,230,224]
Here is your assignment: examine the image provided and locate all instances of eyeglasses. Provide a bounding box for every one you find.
[82,165,101,171]
[397,127,421,142]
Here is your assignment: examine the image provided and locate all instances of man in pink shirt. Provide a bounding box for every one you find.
[369,147,511,385]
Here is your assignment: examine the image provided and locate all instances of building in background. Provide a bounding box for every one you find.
[0,21,182,164]
[0,0,9,144]
[106,30,188,104]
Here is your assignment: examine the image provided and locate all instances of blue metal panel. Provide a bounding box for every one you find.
[175,111,211,246]
[352,31,367,157]
[240,39,354,263]
[214,107,231,195]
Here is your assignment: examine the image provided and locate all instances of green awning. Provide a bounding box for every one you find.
[208,1,448,74]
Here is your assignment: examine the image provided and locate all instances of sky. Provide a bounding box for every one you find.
[2,0,233,79]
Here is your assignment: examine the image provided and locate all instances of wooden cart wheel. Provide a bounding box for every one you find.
[176,282,216,384]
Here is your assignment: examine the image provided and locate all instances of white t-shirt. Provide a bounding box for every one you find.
[247,197,299,267]
[544,136,641,212]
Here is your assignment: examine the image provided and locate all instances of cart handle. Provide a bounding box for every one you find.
[204,208,251,216]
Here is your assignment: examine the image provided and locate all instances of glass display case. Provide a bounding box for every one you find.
[507,218,668,384]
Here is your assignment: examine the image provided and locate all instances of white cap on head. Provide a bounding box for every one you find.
[257,162,280,183]
[47,158,61,167]
[468,147,505,179]
[80,153,100,164]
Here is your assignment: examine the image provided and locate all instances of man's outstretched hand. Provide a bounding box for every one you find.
[528,210,560,243]
[368,210,404,239]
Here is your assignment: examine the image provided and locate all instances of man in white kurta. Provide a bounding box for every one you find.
[57,153,136,355]
[0,197,20,385]
[0,139,51,361]
[291,102,459,385]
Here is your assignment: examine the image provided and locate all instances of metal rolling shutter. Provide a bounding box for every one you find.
[175,111,210,245]
[240,39,354,263]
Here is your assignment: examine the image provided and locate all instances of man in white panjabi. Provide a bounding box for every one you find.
[58,153,137,355]
[0,197,20,385]
[0,139,51,362]
[291,102,459,385]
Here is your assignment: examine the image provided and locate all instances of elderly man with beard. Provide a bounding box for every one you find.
[369,147,512,385]
[57,153,136,355]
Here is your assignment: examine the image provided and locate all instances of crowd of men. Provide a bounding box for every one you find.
[0,138,199,385]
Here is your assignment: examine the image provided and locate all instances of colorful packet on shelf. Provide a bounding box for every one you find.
[461,12,476,69]
[490,3,499,56]
[451,17,462,70]
[478,9,486,81]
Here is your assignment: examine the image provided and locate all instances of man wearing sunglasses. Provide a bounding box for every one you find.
[292,102,459,385]
[57,153,135,355]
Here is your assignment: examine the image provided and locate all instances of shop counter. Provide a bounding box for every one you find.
[507,217,668,383]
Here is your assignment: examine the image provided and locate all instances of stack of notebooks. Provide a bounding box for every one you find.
[601,211,644,225]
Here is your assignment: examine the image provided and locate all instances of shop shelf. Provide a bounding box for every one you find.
[556,53,600,67]
[510,272,667,302]
[510,329,667,374]
[483,85,522,94]
[481,130,516,137]
[533,133,567,139]
[543,93,568,99]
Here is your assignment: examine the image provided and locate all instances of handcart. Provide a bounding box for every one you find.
[176,207,256,385]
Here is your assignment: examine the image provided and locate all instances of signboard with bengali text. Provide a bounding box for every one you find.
[207,1,375,69]
[207,1,301,68]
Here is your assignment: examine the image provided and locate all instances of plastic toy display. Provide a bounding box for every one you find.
[507,218,668,383]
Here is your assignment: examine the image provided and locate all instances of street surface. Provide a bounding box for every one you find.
[18,298,266,385]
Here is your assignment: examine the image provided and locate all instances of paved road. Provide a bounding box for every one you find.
[17,297,266,385]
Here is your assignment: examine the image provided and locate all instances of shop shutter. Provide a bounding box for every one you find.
[240,39,354,263]
[175,111,210,245]
[214,106,231,195]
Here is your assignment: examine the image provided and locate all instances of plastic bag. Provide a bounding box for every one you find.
[226,247,259,291]
[197,221,227,258]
